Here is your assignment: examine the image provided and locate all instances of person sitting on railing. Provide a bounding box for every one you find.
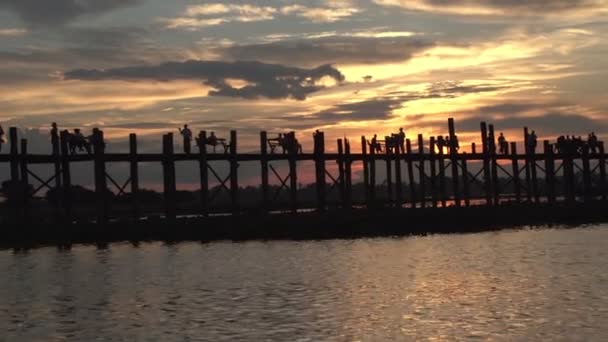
[86,128,103,154]
[282,132,302,154]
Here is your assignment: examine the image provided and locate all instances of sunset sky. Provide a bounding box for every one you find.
[1,0,607,154]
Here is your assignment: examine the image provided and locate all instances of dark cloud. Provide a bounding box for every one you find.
[216,36,434,67]
[374,0,603,15]
[63,60,346,100]
[426,81,510,95]
[0,0,141,26]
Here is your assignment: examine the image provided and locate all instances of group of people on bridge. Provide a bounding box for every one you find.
[369,128,407,154]
[555,133,600,155]
[179,124,230,154]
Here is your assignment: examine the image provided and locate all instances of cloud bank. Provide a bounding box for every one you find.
[63,60,345,100]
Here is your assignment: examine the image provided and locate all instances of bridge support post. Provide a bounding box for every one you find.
[162,133,176,221]
[129,133,139,221]
[230,130,239,216]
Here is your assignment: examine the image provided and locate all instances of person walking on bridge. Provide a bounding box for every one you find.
[179,124,193,154]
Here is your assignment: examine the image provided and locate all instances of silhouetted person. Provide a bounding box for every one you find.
[498,133,507,154]
[397,127,405,153]
[589,132,599,154]
[437,136,445,154]
[527,130,537,154]
[371,134,381,153]
[313,130,322,154]
[179,124,193,154]
[0,125,4,152]
[451,134,460,152]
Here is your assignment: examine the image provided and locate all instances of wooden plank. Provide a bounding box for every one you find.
[511,142,521,203]
[480,122,492,205]
[448,118,461,207]
[406,139,417,208]
[385,136,393,206]
[429,137,437,208]
[93,130,108,225]
[162,133,176,220]
[129,133,139,221]
[260,131,269,213]
[544,140,555,204]
[230,130,239,215]
[417,134,426,208]
[314,131,325,212]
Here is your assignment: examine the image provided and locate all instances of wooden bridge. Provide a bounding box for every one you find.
[1,118,607,226]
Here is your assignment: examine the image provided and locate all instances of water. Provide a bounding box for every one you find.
[2,226,608,341]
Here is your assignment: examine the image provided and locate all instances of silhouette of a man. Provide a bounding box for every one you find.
[179,124,193,154]
[397,128,405,153]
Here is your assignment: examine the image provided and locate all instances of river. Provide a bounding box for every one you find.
[2,225,608,341]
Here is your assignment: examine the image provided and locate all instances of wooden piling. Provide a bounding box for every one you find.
[544,140,555,204]
[480,122,492,205]
[338,139,347,207]
[511,142,521,203]
[9,127,18,183]
[19,139,29,221]
[344,139,353,209]
[162,133,176,220]
[582,143,592,202]
[429,137,437,208]
[129,133,139,220]
[418,134,426,208]
[461,153,470,207]
[361,136,370,207]
[437,140,447,208]
[385,136,393,205]
[406,139,416,208]
[314,131,325,212]
[198,131,209,216]
[563,148,575,203]
[51,127,61,188]
[230,130,239,215]
[523,127,532,202]
[394,138,403,207]
[448,119,461,207]
[488,124,500,205]
[260,131,269,213]
[598,142,607,201]
[59,130,72,221]
[369,137,377,207]
[93,130,108,225]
